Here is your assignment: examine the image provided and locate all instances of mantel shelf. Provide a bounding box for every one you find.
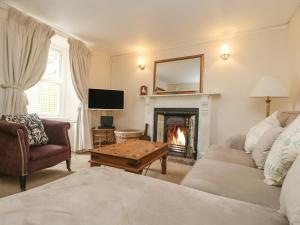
[138,92,221,98]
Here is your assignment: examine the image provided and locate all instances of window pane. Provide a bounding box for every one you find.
[26,47,62,117]
[43,49,61,82]
[41,82,60,114]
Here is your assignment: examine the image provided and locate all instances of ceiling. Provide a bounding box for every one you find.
[6,0,300,55]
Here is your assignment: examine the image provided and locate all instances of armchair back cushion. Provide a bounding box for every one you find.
[1,113,48,146]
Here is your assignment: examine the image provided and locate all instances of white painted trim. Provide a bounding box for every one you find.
[111,24,288,58]
[139,93,220,98]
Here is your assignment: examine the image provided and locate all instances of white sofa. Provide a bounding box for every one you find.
[0,111,299,225]
[0,167,290,225]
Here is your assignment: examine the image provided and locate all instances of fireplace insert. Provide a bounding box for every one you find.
[153,108,199,159]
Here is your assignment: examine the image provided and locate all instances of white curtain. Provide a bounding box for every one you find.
[68,38,92,152]
[1,7,55,114]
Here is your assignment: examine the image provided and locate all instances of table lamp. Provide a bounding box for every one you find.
[250,76,289,117]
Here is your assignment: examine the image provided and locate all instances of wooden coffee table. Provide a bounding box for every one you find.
[89,140,168,174]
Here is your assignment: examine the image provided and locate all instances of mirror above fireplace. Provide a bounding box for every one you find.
[153,54,204,94]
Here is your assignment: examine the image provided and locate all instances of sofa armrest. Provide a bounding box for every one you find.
[0,121,29,176]
[224,135,246,151]
[42,119,71,147]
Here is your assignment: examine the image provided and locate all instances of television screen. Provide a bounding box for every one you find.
[88,89,124,110]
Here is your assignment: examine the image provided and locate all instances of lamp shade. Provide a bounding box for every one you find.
[250,76,289,98]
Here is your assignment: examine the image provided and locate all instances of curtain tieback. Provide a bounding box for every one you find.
[0,84,28,105]
[0,84,23,90]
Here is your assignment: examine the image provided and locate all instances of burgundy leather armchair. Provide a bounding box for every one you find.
[0,119,71,191]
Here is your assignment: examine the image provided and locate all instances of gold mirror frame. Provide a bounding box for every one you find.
[153,54,204,94]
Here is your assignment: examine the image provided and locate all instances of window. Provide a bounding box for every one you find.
[26,48,64,117]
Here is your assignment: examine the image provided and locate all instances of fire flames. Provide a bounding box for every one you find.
[172,127,186,146]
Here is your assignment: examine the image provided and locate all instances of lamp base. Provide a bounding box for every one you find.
[265,96,271,117]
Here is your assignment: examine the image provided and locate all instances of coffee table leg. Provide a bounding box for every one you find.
[161,155,167,174]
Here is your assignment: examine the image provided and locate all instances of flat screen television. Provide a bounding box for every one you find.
[88,89,124,110]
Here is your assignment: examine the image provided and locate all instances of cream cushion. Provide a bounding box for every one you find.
[252,127,284,169]
[203,145,256,168]
[182,159,281,209]
[264,115,300,186]
[280,155,300,225]
[244,111,281,153]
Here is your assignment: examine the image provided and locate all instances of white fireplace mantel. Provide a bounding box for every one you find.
[140,93,221,159]
[138,92,220,98]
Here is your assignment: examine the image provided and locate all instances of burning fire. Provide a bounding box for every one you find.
[172,128,186,146]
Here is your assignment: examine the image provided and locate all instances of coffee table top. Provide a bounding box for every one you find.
[90,140,168,160]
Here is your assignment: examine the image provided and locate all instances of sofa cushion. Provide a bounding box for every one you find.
[181,159,281,209]
[0,167,288,225]
[30,144,68,161]
[244,111,281,153]
[1,113,48,146]
[264,115,300,186]
[252,127,284,169]
[203,145,256,167]
[280,155,300,225]
[278,111,300,127]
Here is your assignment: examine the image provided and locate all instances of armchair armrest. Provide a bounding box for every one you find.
[0,121,29,176]
[0,121,28,137]
[224,135,246,151]
[42,119,71,147]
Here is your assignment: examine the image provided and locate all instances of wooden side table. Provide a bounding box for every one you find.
[92,128,116,148]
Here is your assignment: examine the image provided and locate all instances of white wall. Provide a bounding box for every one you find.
[110,27,293,144]
[289,7,300,110]
[88,49,111,127]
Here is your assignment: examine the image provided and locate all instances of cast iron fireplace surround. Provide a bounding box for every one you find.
[153,108,199,159]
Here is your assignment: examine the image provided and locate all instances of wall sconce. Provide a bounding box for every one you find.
[220,43,230,60]
[137,57,146,70]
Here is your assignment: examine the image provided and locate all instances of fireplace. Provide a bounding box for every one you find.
[153,108,199,159]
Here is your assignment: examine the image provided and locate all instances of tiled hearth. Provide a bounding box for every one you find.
[142,93,219,159]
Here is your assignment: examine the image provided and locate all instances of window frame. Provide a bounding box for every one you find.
[26,44,67,119]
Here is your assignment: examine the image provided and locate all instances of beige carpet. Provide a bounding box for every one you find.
[0,153,192,198]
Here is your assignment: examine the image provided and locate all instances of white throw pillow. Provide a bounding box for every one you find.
[264,115,300,186]
[280,155,300,225]
[244,111,281,153]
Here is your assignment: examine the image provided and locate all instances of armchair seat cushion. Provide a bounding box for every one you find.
[30,144,68,161]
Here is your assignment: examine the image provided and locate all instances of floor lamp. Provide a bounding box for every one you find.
[249,76,289,117]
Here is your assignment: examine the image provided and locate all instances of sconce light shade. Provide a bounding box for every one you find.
[220,43,230,60]
[137,57,146,70]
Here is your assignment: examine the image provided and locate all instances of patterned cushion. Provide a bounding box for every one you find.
[280,155,300,225]
[1,113,48,146]
[244,111,281,153]
[264,115,300,186]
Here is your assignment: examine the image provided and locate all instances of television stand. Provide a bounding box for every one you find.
[91,128,116,148]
